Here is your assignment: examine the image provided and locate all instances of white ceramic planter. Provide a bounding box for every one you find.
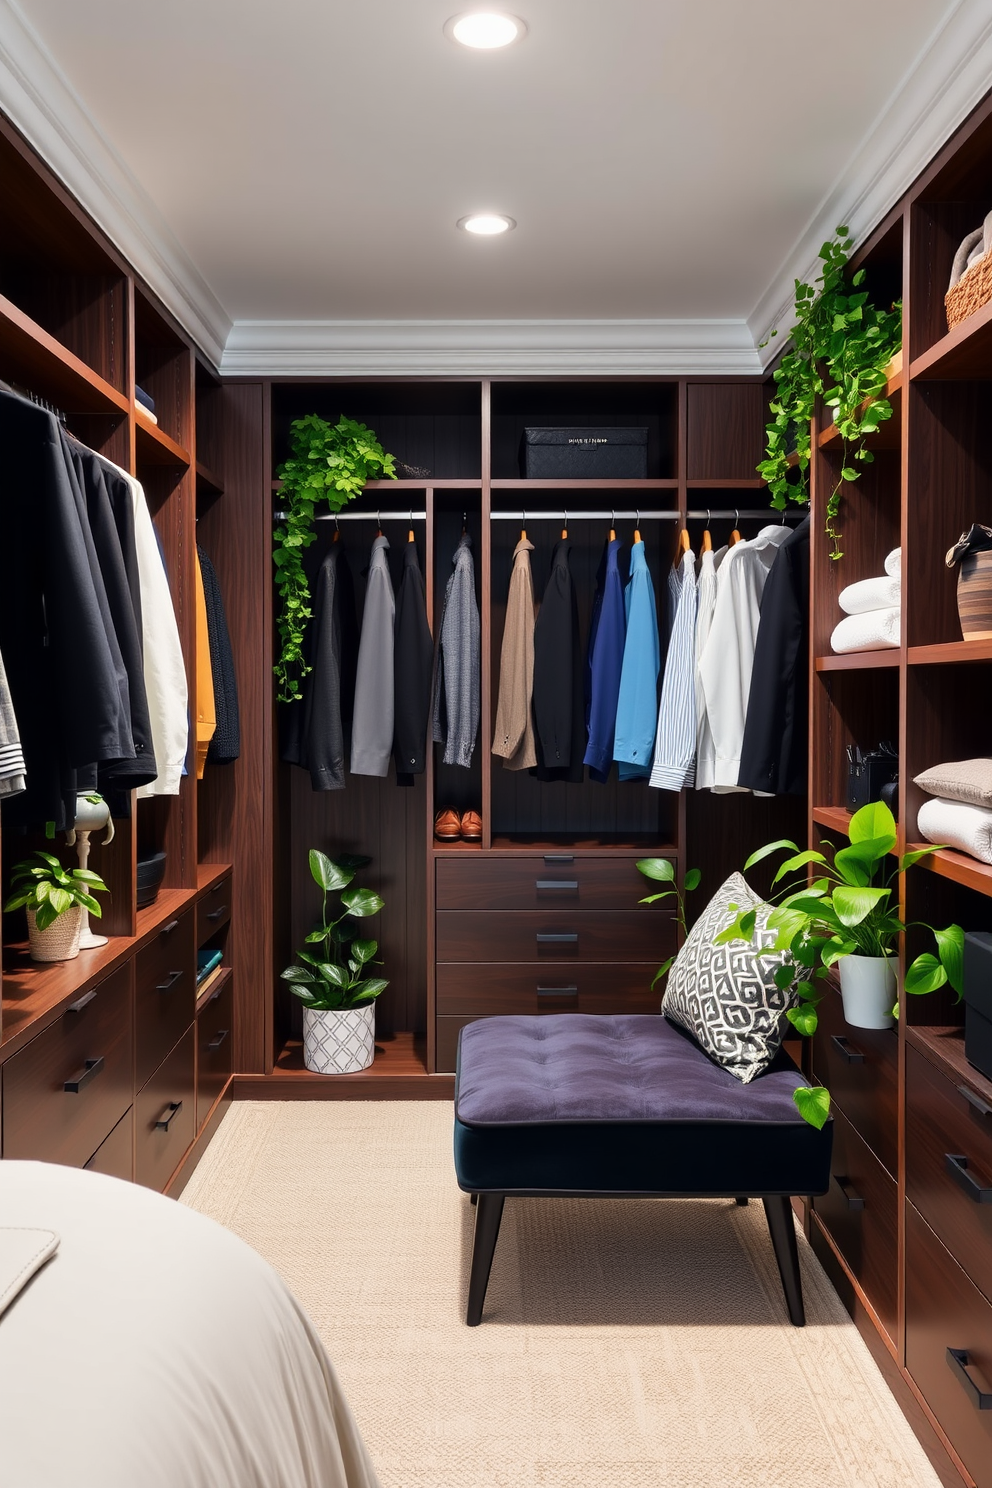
[303,1004,376,1074]
[27,906,82,963]
[838,954,897,1030]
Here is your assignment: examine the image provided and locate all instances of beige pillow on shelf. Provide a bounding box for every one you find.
[914,758,992,808]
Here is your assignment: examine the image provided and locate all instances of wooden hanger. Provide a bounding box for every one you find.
[561,508,568,540]
[407,507,415,542]
[333,515,340,543]
[376,509,383,537]
[520,508,527,542]
[679,526,691,554]
[609,508,616,543]
[633,509,641,545]
[729,509,741,546]
[702,509,712,553]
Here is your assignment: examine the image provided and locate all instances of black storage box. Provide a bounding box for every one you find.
[522,426,648,480]
[963,931,992,1081]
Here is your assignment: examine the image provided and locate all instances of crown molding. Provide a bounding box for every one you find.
[750,0,992,359]
[220,318,764,377]
[0,0,230,366]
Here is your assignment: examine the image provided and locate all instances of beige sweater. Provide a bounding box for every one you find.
[492,536,537,770]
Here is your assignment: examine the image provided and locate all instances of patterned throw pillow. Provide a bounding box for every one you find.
[662,872,794,1084]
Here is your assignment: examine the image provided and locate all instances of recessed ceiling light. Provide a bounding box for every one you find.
[458,214,516,235]
[445,12,526,49]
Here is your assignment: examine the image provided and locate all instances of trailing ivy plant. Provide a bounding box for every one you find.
[758,227,902,560]
[273,414,396,701]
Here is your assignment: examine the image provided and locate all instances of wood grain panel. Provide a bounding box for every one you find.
[196,873,232,946]
[436,910,673,963]
[686,383,767,481]
[134,1025,195,1190]
[812,1105,898,1340]
[812,980,898,1177]
[435,854,672,910]
[84,1106,134,1180]
[134,909,195,1089]
[435,962,661,1015]
[196,972,233,1131]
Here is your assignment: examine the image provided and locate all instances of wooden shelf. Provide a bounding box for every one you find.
[0,291,129,416]
[907,843,992,898]
[685,478,767,489]
[488,835,678,853]
[817,359,904,451]
[491,478,679,491]
[911,297,992,381]
[815,650,901,671]
[196,861,233,892]
[812,806,852,835]
[908,638,992,665]
[234,1032,454,1099]
[195,459,224,496]
[270,477,481,493]
[905,1025,992,1108]
[135,403,191,467]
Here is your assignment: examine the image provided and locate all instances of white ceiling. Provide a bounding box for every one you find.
[2,0,989,370]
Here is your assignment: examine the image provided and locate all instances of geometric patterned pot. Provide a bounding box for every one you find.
[303,1004,376,1074]
[27,905,82,962]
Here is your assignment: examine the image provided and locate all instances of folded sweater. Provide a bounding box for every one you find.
[917,797,992,866]
[830,606,900,654]
[838,574,901,615]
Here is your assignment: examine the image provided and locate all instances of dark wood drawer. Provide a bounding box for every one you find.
[435,910,674,964]
[196,972,233,1131]
[906,1201,992,1488]
[197,874,232,946]
[135,1026,195,1191]
[811,981,898,1177]
[906,1045,992,1304]
[436,962,660,1016]
[84,1107,134,1181]
[812,1104,897,1341]
[2,965,132,1168]
[135,908,195,1088]
[436,855,672,911]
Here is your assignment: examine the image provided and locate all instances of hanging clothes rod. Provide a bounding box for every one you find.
[273,510,427,522]
[686,509,805,521]
[490,509,680,522]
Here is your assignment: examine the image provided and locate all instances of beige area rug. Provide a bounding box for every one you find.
[181,1102,940,1488]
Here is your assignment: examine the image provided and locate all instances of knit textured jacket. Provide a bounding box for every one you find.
[433,533,480,769]
[492,536,537,772]
[352,535,396,778]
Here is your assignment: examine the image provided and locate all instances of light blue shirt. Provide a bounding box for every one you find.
[613,540,660,781]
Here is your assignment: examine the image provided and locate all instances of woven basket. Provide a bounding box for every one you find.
[945,248,992,330]
[26,905,81,962]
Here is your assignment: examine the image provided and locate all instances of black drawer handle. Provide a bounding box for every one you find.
[947,1348,992,1410]
[958,1084,992,1119]
[945,1153,992,1204]
[155,1100,183,1132]
[160,919,180,936]
[207,1028,229,1052]
[66,990,97,1015]
[63,1056,105,1093]
[206,904,229,921]
[831,1035,865,1064]
[537,987,578,998]
[155,970,183,992]
[535,880,579,891]
[536,933,578,944]
[834,1175,864,1211]
[543,854,574,864]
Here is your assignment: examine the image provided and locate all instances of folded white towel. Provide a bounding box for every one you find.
[830,607,900,654]
[917,797,992,866]
[884,548,900,578]
[838,575,901,615]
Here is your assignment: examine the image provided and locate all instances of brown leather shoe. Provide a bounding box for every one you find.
[434,807,462,841]
[460,810,482,841]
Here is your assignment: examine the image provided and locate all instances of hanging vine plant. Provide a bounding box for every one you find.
[273,414,396,702]
[758,227,902,559]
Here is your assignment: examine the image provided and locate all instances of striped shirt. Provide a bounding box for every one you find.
[649,547,698,791]
[0,646,26,798]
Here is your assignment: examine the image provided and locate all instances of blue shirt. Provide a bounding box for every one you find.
[613,539,660,781]
[583,538,626,782]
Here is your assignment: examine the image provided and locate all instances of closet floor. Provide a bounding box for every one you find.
[182,1102,942,1488]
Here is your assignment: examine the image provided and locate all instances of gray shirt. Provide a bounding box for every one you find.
[351,535,396,777]
[433,534,480,768]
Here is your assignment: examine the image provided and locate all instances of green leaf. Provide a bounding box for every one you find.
[305,928,330,943]
[349,977,389,1004]
[683,868,702,892]
[831,884,890,927]
[743,839,799,871]
[639,890,676,905]
[308,849,353,892]
[821,936,857,967]
[340,888,384,918]
[774,964,797,991]
[650,957,675,989]
[793,1085,831,1129]
[316,962,349,987]
[899,846,942,871]
[934,923,964,996]
[848,801,896,844]
[280,966,317,984]
[772,849,828,883]
[795,981,821,1003]
[350,938,378,965]
[48,886,73,917]
[787,1004,819,1036]
[636,857,675,883]
[904,953,947,996]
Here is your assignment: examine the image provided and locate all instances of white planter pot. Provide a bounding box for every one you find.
[303,1004,376,1074]
[838,954,897,1030]
[26,906,82,963]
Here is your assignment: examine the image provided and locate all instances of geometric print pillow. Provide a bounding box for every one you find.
[662,872,795,1084]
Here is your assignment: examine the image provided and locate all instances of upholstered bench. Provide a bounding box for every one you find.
[454,1013,833,1327]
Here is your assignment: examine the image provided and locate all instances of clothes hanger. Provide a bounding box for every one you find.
[333,514,340,543]
[520,506,527,541]
[609,507,616,543]
[561,507,568,541]
[376,509,383,537]
[702,508,712,553]
[462,511,468,535]
[729,508,741,546]
[679,525,691,554]
[633,508,641,545]
[408,505,415,543]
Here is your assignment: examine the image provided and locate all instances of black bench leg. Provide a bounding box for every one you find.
[735,1197,749,1206]
[470,1192,478,1205]
[467,1194,505,1326]
[762,1196,805,1326]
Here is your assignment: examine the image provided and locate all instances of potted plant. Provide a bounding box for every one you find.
[3,849,109,962]
[280,849,388,1073]
[718,801,964,1035]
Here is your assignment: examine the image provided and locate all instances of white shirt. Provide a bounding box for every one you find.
[693,544,726,791]
[650,547,698,791]
[696,526,791,791]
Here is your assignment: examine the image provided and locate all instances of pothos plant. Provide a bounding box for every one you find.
[759,226,902,560]
[635,857,701,984]
[273,415,396,702]
[280,849,388,1011]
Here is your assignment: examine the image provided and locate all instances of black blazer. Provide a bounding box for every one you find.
[393,540,433,785]
[532,539,585,782]
[198,545,241,765]
[282,541,357,791]
[738,516,810,796]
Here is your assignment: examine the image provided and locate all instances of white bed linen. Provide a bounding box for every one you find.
[830,607,900,653]
[917,797,992,865]
[0,1162,381,1488]
[838,574,901,614]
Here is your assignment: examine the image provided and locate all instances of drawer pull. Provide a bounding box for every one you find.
[946,1348,992,1410]
[958,1084,992,1119]
[207,1028,229,1052]
[66,990,97,1015]
[536,933,578,944]
[206,904,229,921]
[160,919,180,936]
[535,880,579,891]
[831,1035,865,1064]
[834,1175,864,1211]
[537,986,579,996]
[543,854,574,864]
[63,1056,105,1093]
[945,1153,992,1204]
[155,1100,183,1132]
[155,970,183,993]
